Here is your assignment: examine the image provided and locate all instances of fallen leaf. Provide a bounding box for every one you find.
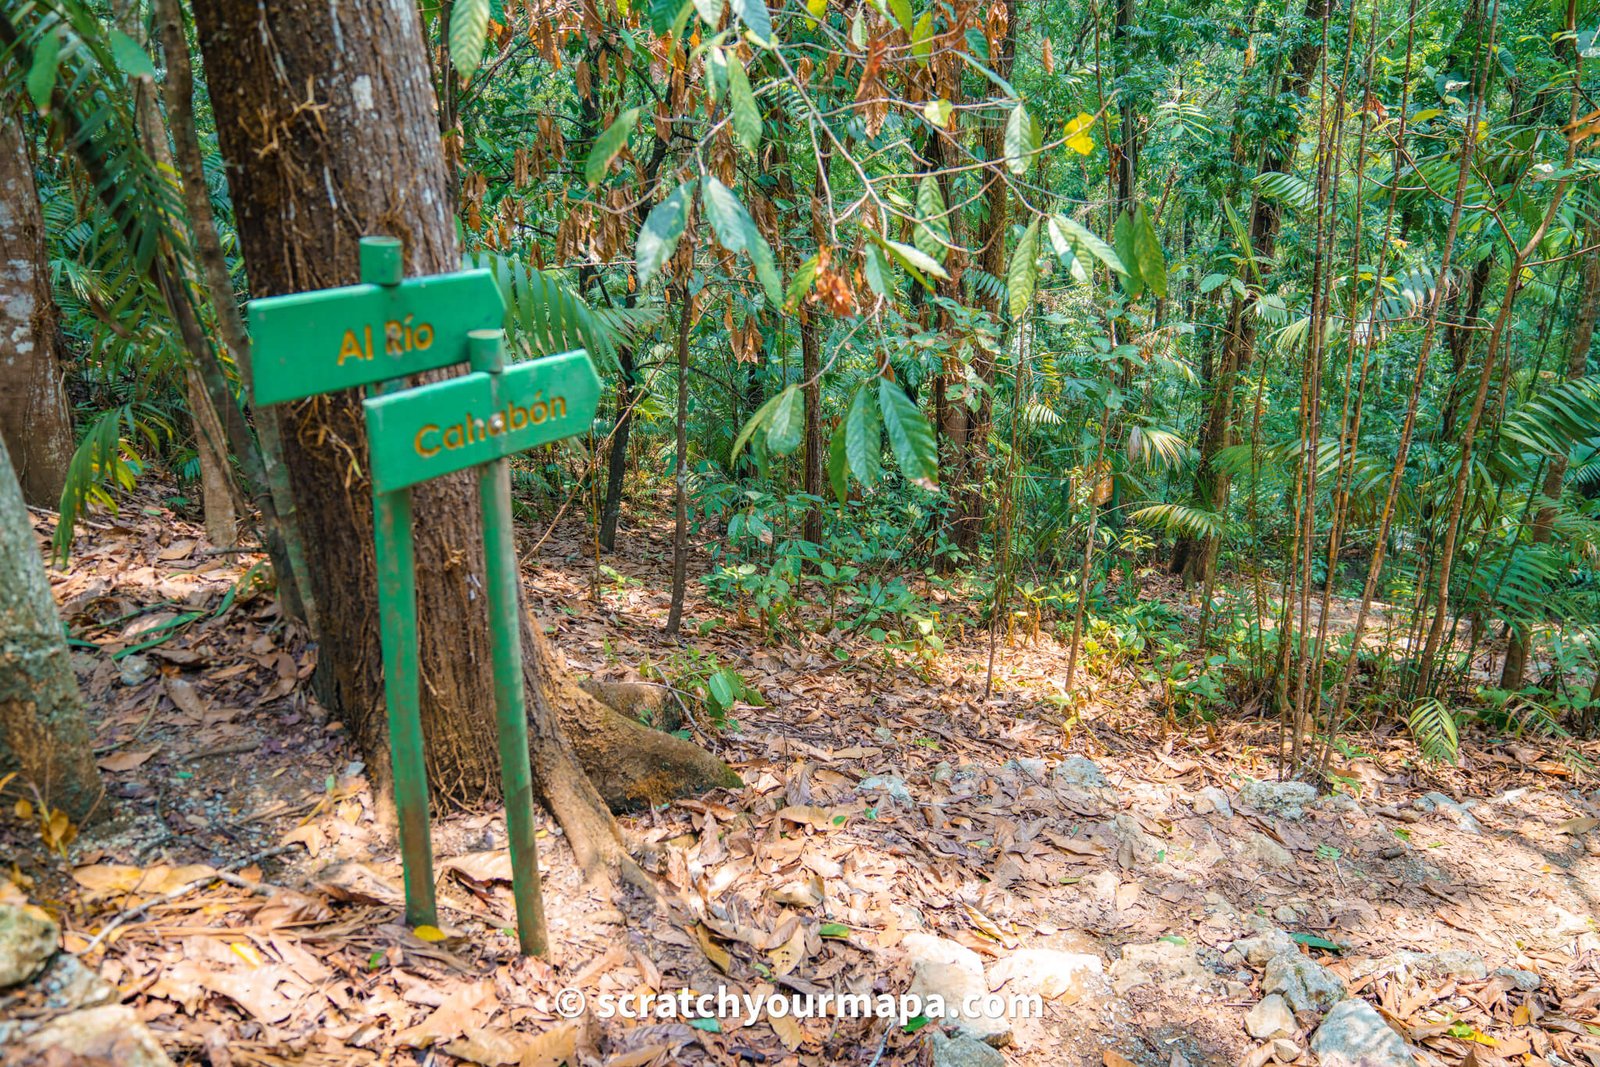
[694,923,733,974]
[769,1012,806,1050]
[443,1027,530,1066]
[603,1046,671,1067]
[97,747,158,772]
[158,539,198,560]
[769,924,807,976]
[518,1022,579,1067]
[1555,816,1598,835]
[72,862,216,899]
[1106,1052,1141,1067]
[413,924,449,943]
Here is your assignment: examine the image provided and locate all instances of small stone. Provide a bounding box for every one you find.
[1053,756,1110,789]
[0,902,59,988]
[874,726,895,744]
[903,933,1012,1047]
[1494,966,1541,991]
[1311,999,1409,1067]
[1240,780,1319,820]
[858,774,914,807]
[988,949,1107,1004]
[1273,906,1301,925]
[1233,929,1300,968]
[1271,1039,1304,1062]
[17,1004,175,1067]
[1246,832,1294,868]
[1413,792,1482,834]
[1003,757,1050,781]
[1195,786,1234,818]
[1263,953,1347,1014]
[118,654,152,687]
[1246,994,1298,1040]
[929,1029,1007,1067]
[932,761,955,784]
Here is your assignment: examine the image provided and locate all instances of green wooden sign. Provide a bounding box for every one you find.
[364,351,600,494]
[248,269,505,404]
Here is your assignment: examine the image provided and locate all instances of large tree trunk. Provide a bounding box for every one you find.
[0,111,75,509]
[1500,222,1598,689]
[0,431,103,823]
[190,0,735,880]
[1171,0,1328,586]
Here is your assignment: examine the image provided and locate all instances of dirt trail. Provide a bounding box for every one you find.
[3,495,1598,1067]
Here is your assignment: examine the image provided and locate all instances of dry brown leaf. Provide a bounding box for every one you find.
[768,1012,806,1050]
[164,676,208,718]
[97,747,158,772]
[443,1026,531,1066]
[694,923,733,973]
[518,1022,579,1067]
[603,1045,671,1067]
[1555,817,1598,835]
[157,539,198,560]
[395,980,496,1047]
[1106,1052,1142,1067]
[769,924,807,977]
[72,862,216,899]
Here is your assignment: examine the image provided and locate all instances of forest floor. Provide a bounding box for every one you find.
[4,488,1600,1067]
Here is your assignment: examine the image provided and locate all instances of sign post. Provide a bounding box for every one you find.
[247,235,601,956]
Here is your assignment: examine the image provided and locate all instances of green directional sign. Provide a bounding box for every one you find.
[364,351,600,494]
[248,269,505,405]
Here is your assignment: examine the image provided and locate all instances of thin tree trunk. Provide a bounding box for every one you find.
[0,110,75,508]
[1499,221,1598,688]
[0,431,102,822]
[666,287,691,635]
[190,0,734,885]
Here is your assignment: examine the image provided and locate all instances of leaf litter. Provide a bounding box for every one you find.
[3,493,1600,1067]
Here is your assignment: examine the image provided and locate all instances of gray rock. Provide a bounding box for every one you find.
[1232,929,1301,968]
[1111,939,1215,995]
[859,774,914,807]
[1246,994,1299,1039]
[15,1004,175,1067]
[1246,832,1295,868]
[988,948,1107,1004]
[1053,756,1110,789]
[874,726,895,744]
[1263,953,1347,1014]
[0,902,59,988]
[1195,786,1234,818]
[1272,1039,1304,1062]
[1311,999,1409,1067]
[929,1029,1007,1067]
[1003,757,1050,781]
[1494,966,1541,991]
[932,761,955,784]
[29,953,116,1013]
[903,933,1012,1047]
[1240,780,1319,820]
[118,654,153,687]
[1414,792,1482,835]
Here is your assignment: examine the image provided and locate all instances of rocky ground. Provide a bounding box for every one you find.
[2,493,1599,1067]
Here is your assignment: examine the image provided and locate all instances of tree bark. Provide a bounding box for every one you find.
[190,0,735,880]
[1500,223,1598,689]
[0,431,103,823]
[0,111,75,509]
[666,288,691,635]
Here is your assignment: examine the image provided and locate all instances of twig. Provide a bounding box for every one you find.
[74,842,302,958]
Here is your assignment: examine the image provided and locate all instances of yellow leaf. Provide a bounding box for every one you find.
[805,0,826,20]
[230,941,264,967]
[14,798,32,820]
[769,1012,806,1050]
[694,923,733,973]
[413,924,449,942]
[1064,112,1096,155]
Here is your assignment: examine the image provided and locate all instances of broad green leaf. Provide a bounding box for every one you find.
[1113,209,1143,297]
[850,8,867,47]
[828,419,850,504]
[911,11,934,64]
[882,237,949,284]
[585,107,640,185]
[107,27,156,80]
[731,389,785,462]
[879,379,938,490]
[705,46,727,108]
[729,0,773,44]
[449,0,491,78]
[652,0,693,33]
[845,385,882,486]
[636,180,695,287]
[863,242,891,296]
[923,98,953,128]
[703,176,783,306]
[1133,204,1168,299]
[1047,215,1126,276]
[914,175,950,264]
[27,30,62,110]
[785,253,820,310]
[691,0,725,26]
[727,58,761,153]
[887,0,914,33]
[1003,103,1039,176]
[1008,218,1040,321]
[766,385,804,455]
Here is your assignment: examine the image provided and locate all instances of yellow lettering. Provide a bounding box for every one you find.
[444,424,465,449]
[338,330,367,365]
[415,424,441,457]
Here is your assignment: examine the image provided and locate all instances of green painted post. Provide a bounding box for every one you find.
[468,329,548,957]
[363,237,437,929]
